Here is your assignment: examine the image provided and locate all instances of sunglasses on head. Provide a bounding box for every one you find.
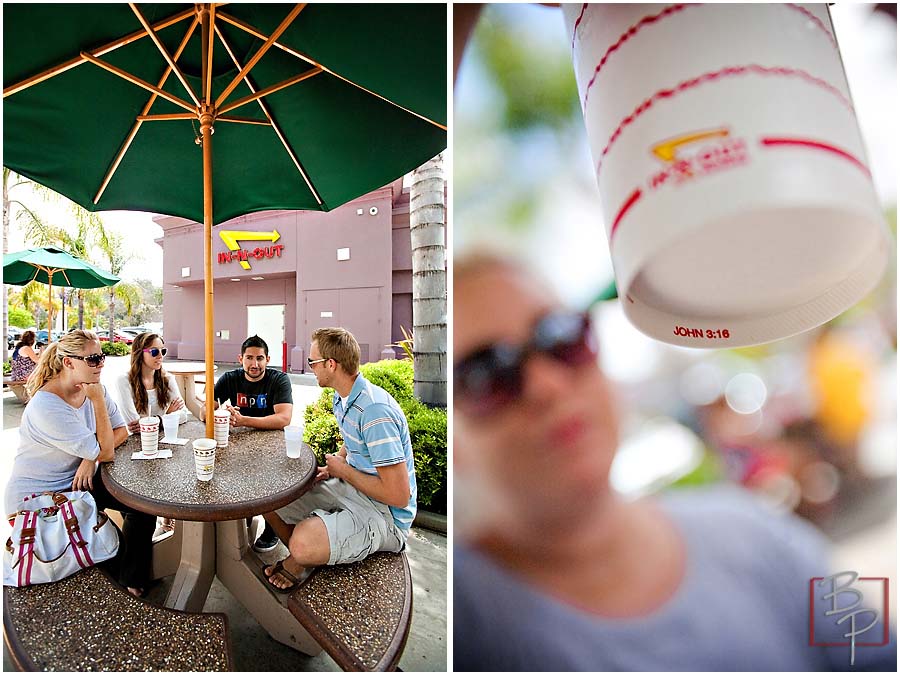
[142,347,168,357]
[454,310,597,417]
[70,353,106,367]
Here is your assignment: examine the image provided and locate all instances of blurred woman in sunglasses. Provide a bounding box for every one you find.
[453,253,893,671]
[4,330,155,596]
[113,332,186,435]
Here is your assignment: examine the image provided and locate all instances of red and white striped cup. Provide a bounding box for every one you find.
[565,3,889,348]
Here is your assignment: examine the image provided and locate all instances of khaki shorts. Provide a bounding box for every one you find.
[275,478,406,565]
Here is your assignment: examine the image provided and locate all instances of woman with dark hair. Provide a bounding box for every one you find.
[4,330,155,596]
[113,332,185,539]
[113,332,185,433]
[10,330,39,383]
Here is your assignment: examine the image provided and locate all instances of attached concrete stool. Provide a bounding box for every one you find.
[288,551,412,671]
[3,566,233,671]
[3,377,29,404]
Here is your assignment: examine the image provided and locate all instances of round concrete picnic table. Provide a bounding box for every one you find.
[102,419,316,521]
[100,420,324,656]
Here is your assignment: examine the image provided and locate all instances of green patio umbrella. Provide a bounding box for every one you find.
[3,4,447,433]
[3,246,120,337]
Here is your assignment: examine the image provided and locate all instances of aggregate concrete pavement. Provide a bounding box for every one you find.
[1,356,448,671]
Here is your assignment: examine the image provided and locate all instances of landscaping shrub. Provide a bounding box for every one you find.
[405,404,448,514]
[101,341,130,356]
[3,359,11,376]
[302,358,447,512]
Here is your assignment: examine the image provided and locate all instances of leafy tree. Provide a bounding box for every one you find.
[7,307,33,328]
[94,225,139,339]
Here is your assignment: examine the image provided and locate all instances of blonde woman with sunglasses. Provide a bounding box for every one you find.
[4,330,156,596]
[113,332,186,435]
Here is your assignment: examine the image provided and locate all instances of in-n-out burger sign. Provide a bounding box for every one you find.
[217,229,284,271]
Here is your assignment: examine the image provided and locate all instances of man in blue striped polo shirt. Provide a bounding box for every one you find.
[263,327,417,591]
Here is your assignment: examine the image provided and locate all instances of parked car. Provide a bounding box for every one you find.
[96,330,134,345]
[35,330,64,344]
[7,328,24,350]
[119,326,152,337]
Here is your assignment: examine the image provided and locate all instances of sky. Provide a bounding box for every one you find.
[5,189,164,286]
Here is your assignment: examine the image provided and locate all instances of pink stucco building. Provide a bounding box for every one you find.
[156,179,423,372]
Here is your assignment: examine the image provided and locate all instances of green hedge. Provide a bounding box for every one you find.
[101,341,130,356]
[303,359,447,513]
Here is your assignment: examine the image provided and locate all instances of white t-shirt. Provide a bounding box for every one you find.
[5,388,126,512]
[113,372,186,429]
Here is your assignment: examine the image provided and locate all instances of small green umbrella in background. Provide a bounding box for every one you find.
[3,246,120,337]
[3,3,447,434]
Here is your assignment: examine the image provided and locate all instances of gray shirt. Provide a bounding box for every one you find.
[4,388,126,513]
[454,486,895,671]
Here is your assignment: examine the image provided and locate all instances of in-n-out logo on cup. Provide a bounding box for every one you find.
[809,572,890,666]
[647,127,748,190]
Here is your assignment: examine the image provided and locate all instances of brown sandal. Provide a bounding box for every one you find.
[264,559,302,593]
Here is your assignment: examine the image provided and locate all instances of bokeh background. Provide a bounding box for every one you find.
[455,3,896,612]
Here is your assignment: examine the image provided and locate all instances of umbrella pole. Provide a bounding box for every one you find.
[47,273,53,338]
[200,4,215,438]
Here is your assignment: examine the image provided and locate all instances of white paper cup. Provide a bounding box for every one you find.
[161,412,179,440]
[139,414,159,456]
[192,438,217,481]
[284,425,303,459]
[213,409,230,448]
[564,4,890,348]
[139,416,159,434]
[140,435,159,458]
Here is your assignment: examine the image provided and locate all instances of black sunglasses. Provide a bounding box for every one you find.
[70,353,106,367]
[454,310,597,416]
[307,356,331,367]
[142,347,168,357]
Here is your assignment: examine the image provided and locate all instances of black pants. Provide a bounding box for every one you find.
[90,471,155,589]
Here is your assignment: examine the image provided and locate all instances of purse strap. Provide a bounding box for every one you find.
[15,511,38,586]
[59,500,93,569]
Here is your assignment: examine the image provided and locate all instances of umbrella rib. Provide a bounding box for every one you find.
[217,68,322,115]
[214,4,306,109]
[217,117,272,126]
[4,8,195,98]
[216,11,447,131]
[93,17,200,205]
[215,23,324,205]
[206,4,217,105]
[129,3,201,107]
[80,52,195,113]
[138,113,198,121]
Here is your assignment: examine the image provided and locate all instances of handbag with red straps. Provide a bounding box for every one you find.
[3,491,119,587]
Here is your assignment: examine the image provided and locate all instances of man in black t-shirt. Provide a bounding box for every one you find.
[209,335,293,428]
[206,335,293,551]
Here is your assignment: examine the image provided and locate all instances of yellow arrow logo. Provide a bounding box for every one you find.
[652,128,730,163]
[218,230,281,270]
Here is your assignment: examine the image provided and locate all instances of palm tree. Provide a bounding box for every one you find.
[14,280,60,333]
[18,198,104,331]
[2,169,47,360]
[409,153,447,407]
[94,225,137,341]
